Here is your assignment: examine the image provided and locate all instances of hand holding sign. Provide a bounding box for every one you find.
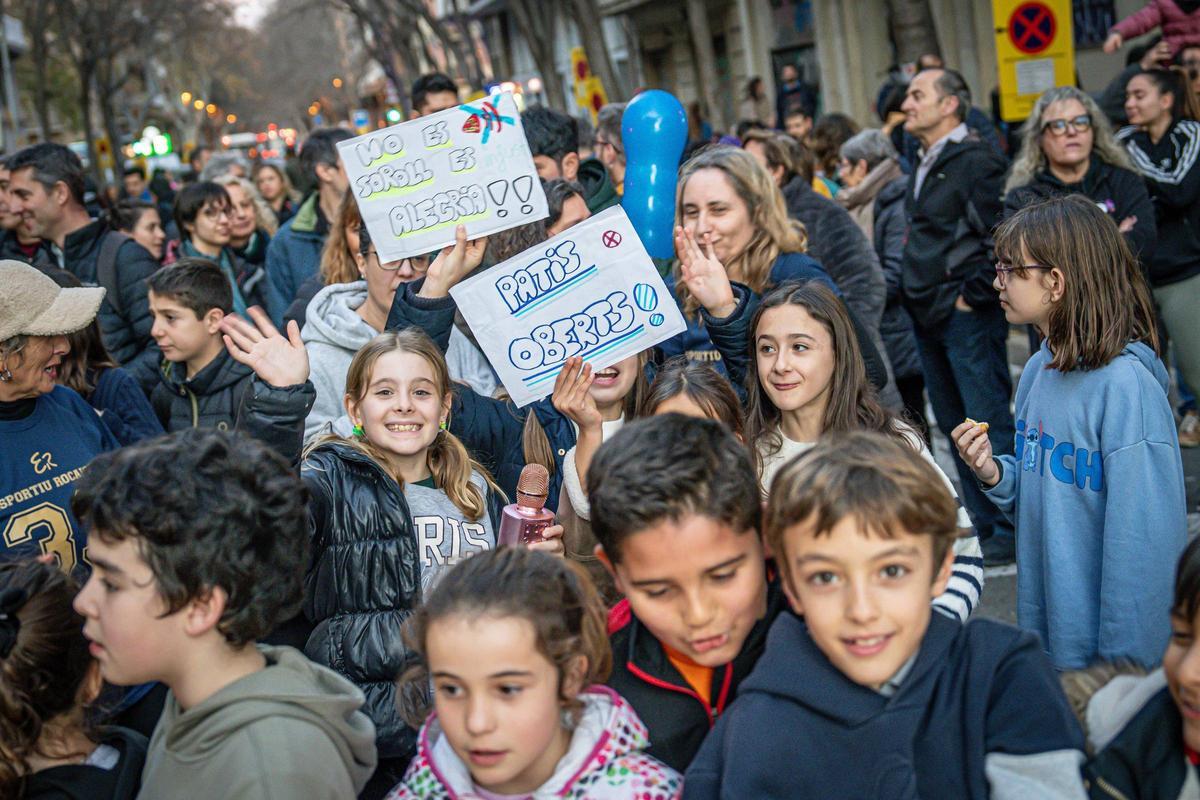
[419,224,489,299]
[338,91,547,263]
[450,206,686,406]
[675,225,736,318]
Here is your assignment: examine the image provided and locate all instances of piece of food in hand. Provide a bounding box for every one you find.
[965,418,989,433]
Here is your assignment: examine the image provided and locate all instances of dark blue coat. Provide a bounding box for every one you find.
[87,366,163,445]
[684,611,1084,798]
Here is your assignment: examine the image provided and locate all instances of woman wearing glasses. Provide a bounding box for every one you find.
[1004,86,1156,264]
[300,221,495,440]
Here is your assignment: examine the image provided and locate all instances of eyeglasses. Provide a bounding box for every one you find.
[366,249,431,273]
[594,137,620,154]
[1041,114,1092,136]
[994,261,1052,288]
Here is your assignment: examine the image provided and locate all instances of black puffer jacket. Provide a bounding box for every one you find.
[61,219,161,393]
[150,350,314,464]
[301,442,503,762]
[902,136,1007,329]
[873,176,922,379]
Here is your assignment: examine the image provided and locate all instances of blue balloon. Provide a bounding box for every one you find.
[621,90,688,260]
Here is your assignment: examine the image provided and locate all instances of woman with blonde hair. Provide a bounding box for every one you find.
[1004,86,1156,263]
[658,145,890,392]
[253,161,300,225]
[283,193,362,329]
[214,174,277,272]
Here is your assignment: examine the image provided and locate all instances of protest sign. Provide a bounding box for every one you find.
[450,206,686,407]
[337,91,548,262]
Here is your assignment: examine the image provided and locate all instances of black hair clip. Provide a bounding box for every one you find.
[0,586,28,658]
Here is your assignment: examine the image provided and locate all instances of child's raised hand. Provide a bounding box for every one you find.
[1103,31,1122,54]
[951,419,1000,487]
[526,523,565,558]
[675,226,736,318]
[220,306,310,388]
[420,224,488,298]
[551,357,603,434]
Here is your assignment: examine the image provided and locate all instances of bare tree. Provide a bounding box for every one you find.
[565,0,625,101]
[885,0,940,63]
[507,0,567,110]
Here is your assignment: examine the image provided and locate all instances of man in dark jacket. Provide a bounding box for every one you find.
[264,127,352,324]
[522,106,618,213]
[7,143,161,392]
[900,68,1016,563]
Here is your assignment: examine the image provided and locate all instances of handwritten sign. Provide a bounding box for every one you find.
[450,206,686,407]
[337,91,548,262]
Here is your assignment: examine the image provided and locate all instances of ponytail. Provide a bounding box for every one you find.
[1142,67,1200,122]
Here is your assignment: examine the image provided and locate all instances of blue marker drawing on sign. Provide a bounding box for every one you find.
[508,291,637,374]
[495,240,587,314]
[649,313,665,326]
[458,94,515,146]
[633,283,658,312]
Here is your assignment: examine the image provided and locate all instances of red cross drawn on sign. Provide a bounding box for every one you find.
[602,230,622,248]
[1009,2,1056,55]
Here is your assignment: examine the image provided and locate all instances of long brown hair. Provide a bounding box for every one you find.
[744,281,903,477]
[521,351,651,476]
[397,547,610,728]
[993,195,1158,371]
[319,193,363,286]
[44,269,117,396]
[0,561,95,797]
[640,356,745,439]
[305,330,501,519]
[674,146,808,316]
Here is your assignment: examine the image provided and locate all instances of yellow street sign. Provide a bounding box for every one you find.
[993,0,1074,121]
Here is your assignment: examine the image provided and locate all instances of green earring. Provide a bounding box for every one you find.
[439,420,448,431]
[352,423,365,438]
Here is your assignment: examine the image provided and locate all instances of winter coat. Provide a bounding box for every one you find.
[0,229,56,270]
[782,174,887,332]
[150,351,315,464]
[839,160,922,380]
[388,686,682,799]
[1004,159,1157,269]
[232,228,270,267]
[605,580,788,774]
[684,612,1087,799]
[136,645,377,800]
[301,441,503,761]
[86,366,164,446]
[285,272,324,331]
[983,341,1187,669]
[59,219,161,393]
[1118,119,1200,286]
[25,726,147,800]
[902,135,1007,329]
[579,156,620,213]
[1112,0,1200,56]
[265,193,328,323]
[1084,669,1195,799]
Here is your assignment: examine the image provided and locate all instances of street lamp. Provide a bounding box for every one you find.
[332,77,343,89]
[193,99,204,110]
[226,113,237,124]
[205,103,217,115]
[181,91,192,104]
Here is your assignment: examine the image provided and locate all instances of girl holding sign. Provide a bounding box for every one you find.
[658,146,890,394]
[677,239,985,622]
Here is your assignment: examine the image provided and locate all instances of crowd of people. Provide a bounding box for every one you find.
[0,22,1196,799]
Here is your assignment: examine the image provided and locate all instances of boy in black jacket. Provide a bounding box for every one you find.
[588,414,786,773]
[684,431,1087,799]
[148,258,314,462]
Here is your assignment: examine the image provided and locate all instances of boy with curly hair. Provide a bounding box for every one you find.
[71,428,377,798]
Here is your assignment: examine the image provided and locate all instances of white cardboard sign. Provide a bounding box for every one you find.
[337,91,548,262]
[450,206,686,407]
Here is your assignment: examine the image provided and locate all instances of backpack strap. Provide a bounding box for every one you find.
[96,231,130,317]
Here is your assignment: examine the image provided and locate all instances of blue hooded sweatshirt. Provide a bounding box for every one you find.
[683,611,1087,799]
[983,340,1187,670]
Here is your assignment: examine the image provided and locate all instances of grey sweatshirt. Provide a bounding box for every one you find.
[137,645,376,799]
[301,281,499,441]
[405,470,497,592]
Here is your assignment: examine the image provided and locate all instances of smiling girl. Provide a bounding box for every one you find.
[685,247,984,621]
[299,329,564,791]
[388,547,681,799]
[953,195,1186,670]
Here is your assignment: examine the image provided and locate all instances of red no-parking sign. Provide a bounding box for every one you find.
[993,0,1074,121]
